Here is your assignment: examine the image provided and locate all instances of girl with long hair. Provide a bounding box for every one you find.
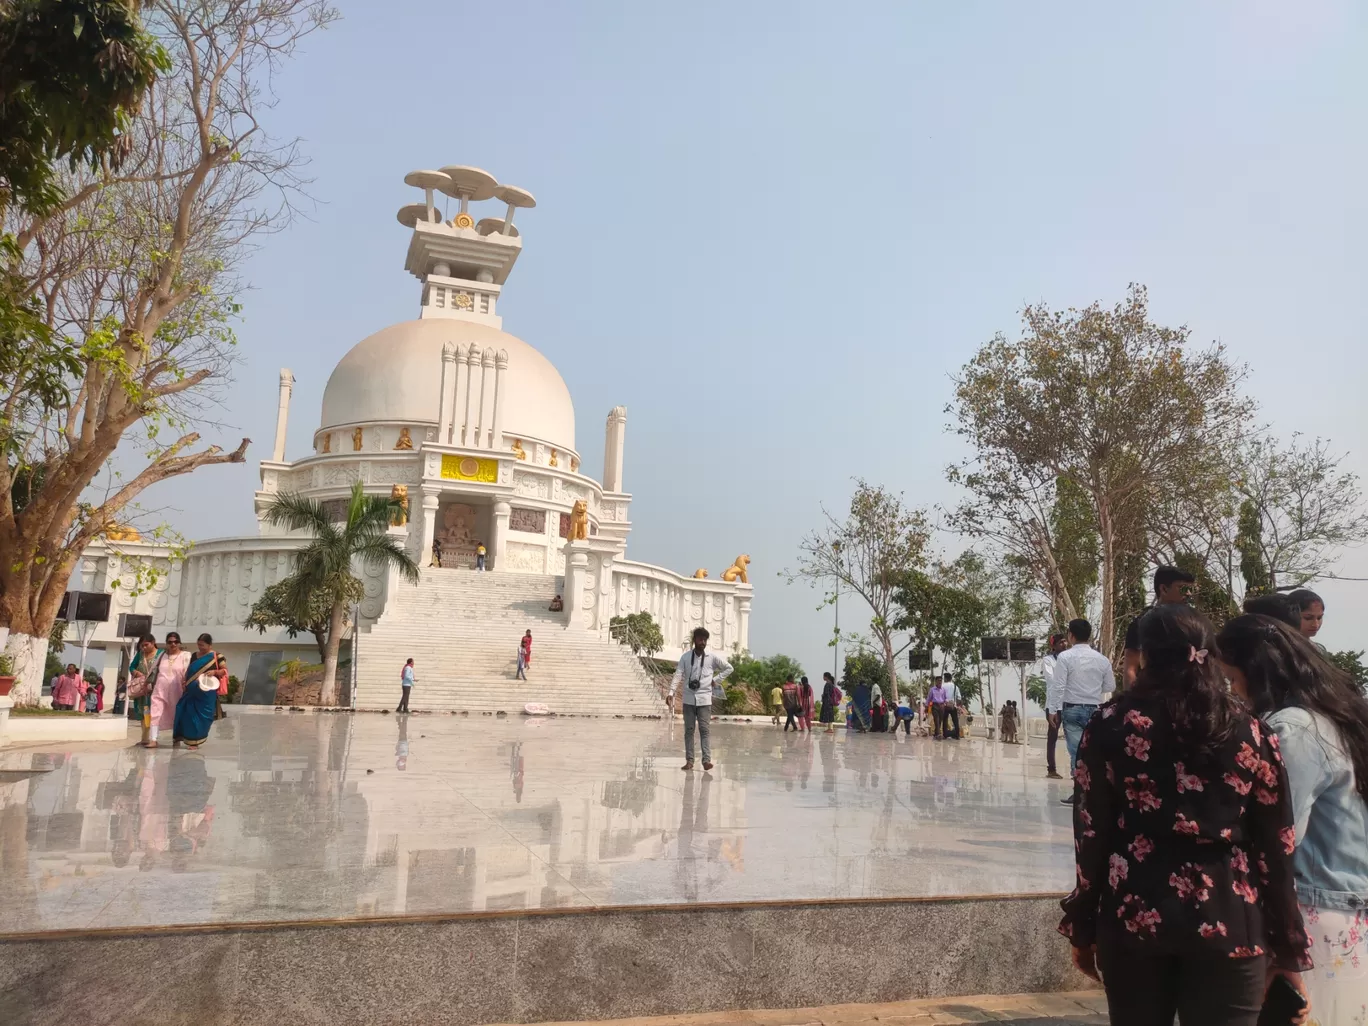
[1217,613,1368,1026]
[1060,604,1310,1025]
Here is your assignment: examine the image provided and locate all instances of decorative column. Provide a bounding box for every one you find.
[491,500,510,570]
[461,344,480,445]
[477,348,496,448]
[419,487,440,566]
[738,593,752,653]
[603,406,627,493]
[491,349,509,452]
[272,369,295,462]
[437,344,457,445]
[562,540,591,628]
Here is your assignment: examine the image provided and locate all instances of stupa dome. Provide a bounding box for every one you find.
[319,319,575,452]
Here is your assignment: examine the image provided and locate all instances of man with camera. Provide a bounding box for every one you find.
[672,627,733,772]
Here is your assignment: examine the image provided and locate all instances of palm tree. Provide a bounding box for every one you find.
[263,481,420,705]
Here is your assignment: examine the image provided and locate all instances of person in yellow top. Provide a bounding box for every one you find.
[769,684,784,726]
[476,541,488,571]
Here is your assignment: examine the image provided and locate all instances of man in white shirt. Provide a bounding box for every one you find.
[671,627,733,772]
[1042,633,1066,779]
[1053,618,1114,805]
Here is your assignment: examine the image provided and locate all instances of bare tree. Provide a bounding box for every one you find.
[1237,434,1368,591]
[0,0,336,703]
[785,480,930,705]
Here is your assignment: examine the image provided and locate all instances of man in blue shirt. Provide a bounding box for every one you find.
[398,658,415,713]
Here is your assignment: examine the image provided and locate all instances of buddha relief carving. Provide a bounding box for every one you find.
[394,427,414,450]
[352,427,363,451]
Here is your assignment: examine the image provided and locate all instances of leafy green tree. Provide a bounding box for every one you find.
[0,0,166,213]
[1049,477,1099,624]
[1325,650,1368,695]
[262,482,418,706]
[787,480,930,708]
[1235,498,1270,596]
[1026,674,1047,708]
[244,579,333,663]
[608,611,665,658]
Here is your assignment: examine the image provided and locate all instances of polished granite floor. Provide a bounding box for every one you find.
[0,709,1075,933]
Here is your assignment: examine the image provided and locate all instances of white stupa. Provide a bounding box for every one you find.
[74,164,753,707]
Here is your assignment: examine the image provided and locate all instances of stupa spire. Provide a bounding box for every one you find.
[396,164,536,328]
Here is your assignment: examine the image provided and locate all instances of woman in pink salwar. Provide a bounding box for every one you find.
[144,631,190,749]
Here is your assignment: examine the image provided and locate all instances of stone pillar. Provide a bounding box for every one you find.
[419,487,440,566]
[491,500,510,570]
[272,369,294,462]
[437,344,457,445]
[477,348,496,449]
[738,594,752,653]
[491,349,509,452]
[603,406,627,493]
[461,345,480,445]
[562,540,591,628]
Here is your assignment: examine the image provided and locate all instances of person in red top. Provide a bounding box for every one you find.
[516,630,532,680]
[1059,603,1311,1026]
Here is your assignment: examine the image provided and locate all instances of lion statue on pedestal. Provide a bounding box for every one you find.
[569,499,589,541]
[721,554,750,583]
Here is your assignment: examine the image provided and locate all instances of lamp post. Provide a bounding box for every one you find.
[832,540,843,682]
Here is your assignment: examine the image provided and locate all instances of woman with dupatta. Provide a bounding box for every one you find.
[145,632,189,748]
[173,634,227,749]
[128,634,162,746]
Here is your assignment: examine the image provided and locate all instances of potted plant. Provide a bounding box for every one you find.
[0,653,15,697]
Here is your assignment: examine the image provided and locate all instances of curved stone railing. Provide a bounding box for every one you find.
[609,558,752,657]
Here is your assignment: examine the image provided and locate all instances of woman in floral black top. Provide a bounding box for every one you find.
[1059,604,1311,1026]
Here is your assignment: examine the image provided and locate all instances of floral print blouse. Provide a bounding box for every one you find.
[1059,694,1312,970]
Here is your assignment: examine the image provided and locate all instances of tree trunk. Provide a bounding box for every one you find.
[1096,494,1118,660]
[319,602,347,707]
[2,632,50,706]
[878,629,898,706]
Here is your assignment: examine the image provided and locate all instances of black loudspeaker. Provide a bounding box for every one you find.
[1009,637,1037,662]
[117,613,152,638]
[72,592,112,622]
[57,592,71,620]
[980,637,1010,661]
[908,649,932,671]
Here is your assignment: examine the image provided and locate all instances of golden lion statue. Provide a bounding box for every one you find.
[569,499,589,541]
[103,522,142,542]
[721,554,750,584]
[692,569,708,579]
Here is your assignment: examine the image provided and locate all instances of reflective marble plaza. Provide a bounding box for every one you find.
[0,711,1075,933]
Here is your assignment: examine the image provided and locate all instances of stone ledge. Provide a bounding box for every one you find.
[1,713,132,745]
[0,894,1089,1026]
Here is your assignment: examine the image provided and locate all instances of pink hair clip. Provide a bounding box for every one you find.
[1189,646,1208,665]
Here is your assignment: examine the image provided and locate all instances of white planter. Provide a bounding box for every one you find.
[2,713,132,744]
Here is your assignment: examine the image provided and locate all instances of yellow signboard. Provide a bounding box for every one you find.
[440,455,499,482]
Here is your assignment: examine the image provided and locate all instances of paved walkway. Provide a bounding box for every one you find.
[500,992,1109,1026]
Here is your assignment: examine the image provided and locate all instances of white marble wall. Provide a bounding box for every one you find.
[607,559,752,657]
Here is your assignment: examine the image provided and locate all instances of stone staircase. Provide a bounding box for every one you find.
[352,568,667,716]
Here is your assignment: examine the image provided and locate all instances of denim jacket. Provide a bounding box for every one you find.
[1266,706,1368,911]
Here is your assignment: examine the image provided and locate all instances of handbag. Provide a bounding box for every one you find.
[126,653,162,699]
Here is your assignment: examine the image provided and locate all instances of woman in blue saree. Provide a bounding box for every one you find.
[174,634,227,749]
[850,680,873,732]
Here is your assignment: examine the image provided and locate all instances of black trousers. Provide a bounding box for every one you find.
[784,709,798,731]
[944,704,961,738]
[1046,713,1060,772]
[397,687,411,712]
[1098,933,1266,1026]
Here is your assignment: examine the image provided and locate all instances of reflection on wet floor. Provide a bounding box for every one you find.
[0,710,1075,932]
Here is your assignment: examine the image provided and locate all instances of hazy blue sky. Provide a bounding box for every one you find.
[134,1,1368,674]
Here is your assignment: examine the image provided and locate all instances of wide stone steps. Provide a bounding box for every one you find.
[353,569,665,716]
